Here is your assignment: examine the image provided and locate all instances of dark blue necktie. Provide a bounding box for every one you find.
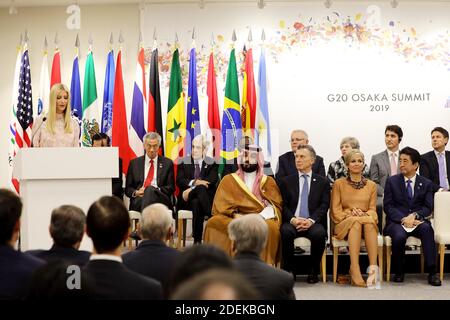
[406,179,413,200]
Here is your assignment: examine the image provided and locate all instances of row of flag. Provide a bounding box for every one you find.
[8,33,272,193]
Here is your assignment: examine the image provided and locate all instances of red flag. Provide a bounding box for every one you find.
[112,50,134,175]
[241,47,257,136]
[148,48,164,155]
[206,52,221,160]
[50,49,61,87]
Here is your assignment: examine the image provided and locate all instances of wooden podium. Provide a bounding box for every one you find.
[13,147,119,251]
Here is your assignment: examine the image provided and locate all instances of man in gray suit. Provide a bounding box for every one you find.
[369,125,403,229]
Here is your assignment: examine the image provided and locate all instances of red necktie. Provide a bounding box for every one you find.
[144,159,154,188]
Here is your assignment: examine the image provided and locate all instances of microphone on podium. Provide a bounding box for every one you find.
[30,116,47,147]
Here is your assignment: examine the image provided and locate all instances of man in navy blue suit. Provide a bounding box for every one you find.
[0,189,44,299]
[279,145,330,283]
[383,147,441,286]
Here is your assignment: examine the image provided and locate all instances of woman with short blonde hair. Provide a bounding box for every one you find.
[330,149,378,287]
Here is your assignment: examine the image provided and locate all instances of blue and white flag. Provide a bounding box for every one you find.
[101,48,115,139]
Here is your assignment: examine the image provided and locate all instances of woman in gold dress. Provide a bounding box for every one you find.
[330,149,378,287]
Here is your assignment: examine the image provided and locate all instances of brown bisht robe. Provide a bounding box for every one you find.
[203,173,282,265]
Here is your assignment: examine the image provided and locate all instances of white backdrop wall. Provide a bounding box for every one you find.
[142,1,450,170]
[0,4,140,188]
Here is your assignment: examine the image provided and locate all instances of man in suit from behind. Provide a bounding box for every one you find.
[177,135,218,244]
[369,124,403,229]
[0,189,44,299]
[420,127,450,193]
[229,214,295,300]
[84,196,162,299]
[92,133,124,200]
[27,205,90,266]
[122,203,179,297]
[125,132,175,212]
[275,129,326,183]
[383,147,441,286]
[279,144,330,283]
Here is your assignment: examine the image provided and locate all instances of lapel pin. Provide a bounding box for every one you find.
[159,163,163,168]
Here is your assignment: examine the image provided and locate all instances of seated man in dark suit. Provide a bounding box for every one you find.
[0,189,44,299]
[222,135,274,178]
[84,196,162,299]
[383,147,441,286]
[177,135,218,243]
[229,214,295,300]
[279,144,330,283]
[420,126,450,193]
[123,203,179,297]
[92,133,124,200]
[27,205,90,266]
[125,132,175,212]
[275,129,326,182]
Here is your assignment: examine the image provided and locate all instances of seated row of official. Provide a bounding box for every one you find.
[277,144,441,287]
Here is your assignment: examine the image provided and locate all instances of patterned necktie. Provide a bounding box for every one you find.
[299,174,310,218]
[194,163,201,180]
[438,153,448,190]
[406,179,413,201]
[144,159,154,188]
[390,153,397,176]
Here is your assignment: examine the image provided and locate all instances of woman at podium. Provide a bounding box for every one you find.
[32,83,80,147]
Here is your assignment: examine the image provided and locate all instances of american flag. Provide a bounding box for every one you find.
[15,49,33,148]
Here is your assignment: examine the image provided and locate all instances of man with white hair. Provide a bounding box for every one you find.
[122,203,179,296]
[276,129,326,181]
[229,214,295,300]
[176,135,218,244]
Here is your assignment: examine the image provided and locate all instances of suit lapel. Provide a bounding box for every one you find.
[292,173,300,211]
[382,150,391,176]
[157,156,164,186]
[413,175,424,202]
[430,152,439,176]
[140,156,146,184]
[398,175,410,204]
[446,151,450,183]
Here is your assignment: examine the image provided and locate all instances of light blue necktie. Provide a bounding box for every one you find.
[299,174,309,218]
[406,179,413,201]
[438,153,448,190]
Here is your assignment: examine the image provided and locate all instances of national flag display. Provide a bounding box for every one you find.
[186,47,201,153]
[165,48,186,161]
[129,46,147,157]
[37,48,49,116]
[70,43,82,121]
[256,47,271,158]
[148,48,164,155]
[50,48,61,88]
[81,49,99,146]
[241,47,256,137]
[101,48,115,139]
[206,51,221,160]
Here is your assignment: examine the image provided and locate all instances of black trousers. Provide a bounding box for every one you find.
[181,185,212,242]
[129,186,172,212]
[280,222,326,275]
[384,221,437,274]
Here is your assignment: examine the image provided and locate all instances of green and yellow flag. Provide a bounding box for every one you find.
[165,48,186,161]
[219,48,242,175]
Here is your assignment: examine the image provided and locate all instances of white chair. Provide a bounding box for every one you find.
[177,210,193,248]
[293,237,327,283]
[331,233,384,283]
[433,192,450,281]
[128,210,141,249]
[383,211,425,282]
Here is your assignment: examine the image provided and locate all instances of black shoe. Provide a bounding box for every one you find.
[129,231,141,241]
[393,273,404,283]
[428,273,442,286]
[294,247,305,254]
[307,273,319,284]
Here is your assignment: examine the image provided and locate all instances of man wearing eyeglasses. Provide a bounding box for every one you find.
[275,130,326,182]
